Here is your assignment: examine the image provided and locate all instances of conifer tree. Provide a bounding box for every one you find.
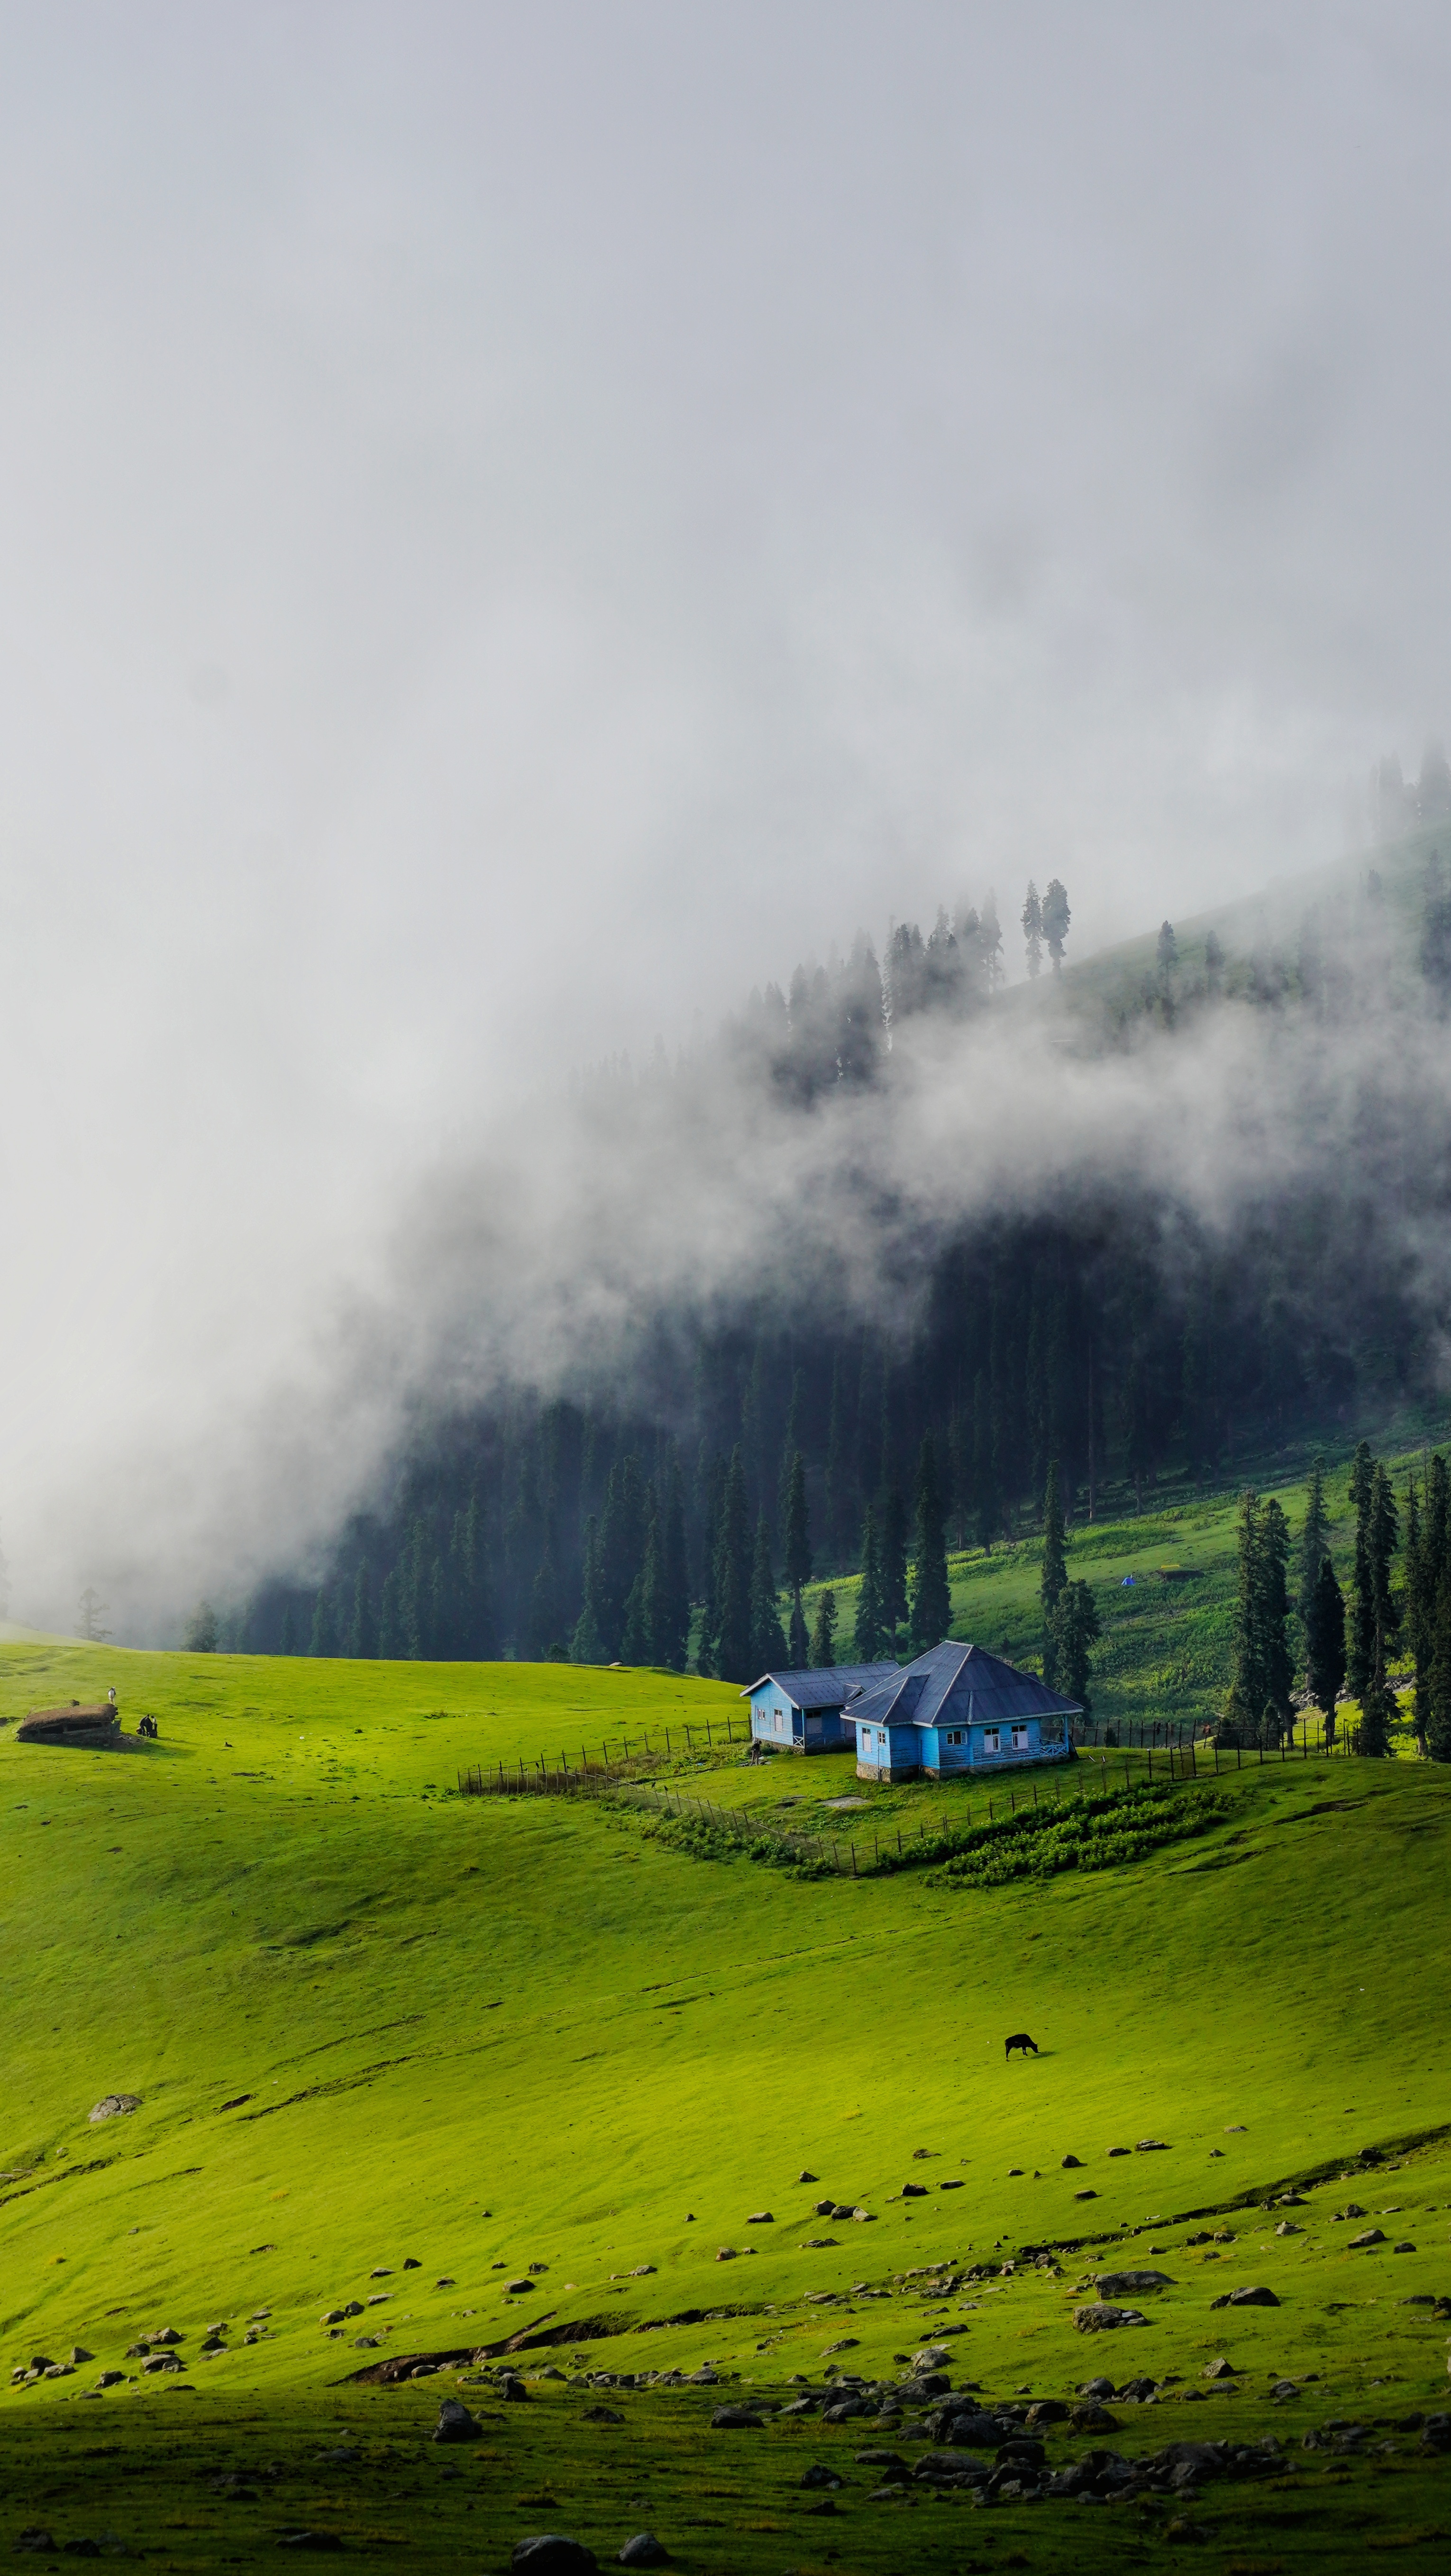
[1305,1553,1346,1738]
[1021,881,1043,979]
[1413,1453,1450,1751]
[1347,1448,1399,1752]
[1040,1458,1067,1684]
[279,1601,296,1657]
[1427,1560,1451,1761]
[972,1370,996,1550]
[788,1589,811,1666]
[571,1515,608,1663]
[1041,877,1071,973]
[526,1524,565,1660]
[657,1460,692,1671]
[810,1587,838,1666]
[823,1355,849,1560]
[854,1505,887,1660]
[881,1483,909,1651]
[310,1588,335,1659]
[1225,1489,1294,1741]
[711,1449,754,1682]
[349,1563,376,1660]
[1296,1459,1329,1632]
[749,1513,788,1677]
[908,1434,951,1651]
[374,1574,397,1660]
[1049,1578,1100,1711]
[782,1448,812,1666]
[620,1492,658,1663]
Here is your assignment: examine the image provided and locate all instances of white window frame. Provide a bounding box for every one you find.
[983,1727,1000,1753]
[1011,1723,1030,1751]
[945,1728,963,1747]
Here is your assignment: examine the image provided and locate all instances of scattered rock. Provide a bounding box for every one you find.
[320,2310,346,2325]
[1226,2286,1279,2308]
[1095,2270,1173,2296]
[900,2183,928,2198]
[617,2538,667,2567]
[511,2547,599,2576]
[433,2399,483,2443]
[1203,2358,1236,2379]
[821,2340,859,2356]
[799,2465,843,2487]
[150,2327,183,2346]
[1273,2221,1301,2237]
[1026,2398,1071,2425]
[1074,2303,1146,2331]
[276,2536,344,2552]
[1077,2377,1115,2400]
[402,2257,421,2270]
[499,2374,529,2403]
[1107,2145,1131,2157]
[812,2198,836,2217]
[581,2406,622,2425]
[939,2177,963,2190]
[369,2268,391,2279]
[505,2278,536,2293]
[1393,2240,1417,2253]
[709,2405,763,2429]
[1135,2139,1171,2152]
[1419,2414,1451,2453]
[435,2277,456,2288]
[1270,2379,1300,2401]
[14,2531,55,2554]
[1069,2403,1120,2432]
[799,2237,837,2249]
[745,2212,774,2225]
[1061,2155,1083,2169]
[1074,2189,1099,2202]
[797,2168,818,2183]
[93,2372,125,2390]
[342,2301,365,2318]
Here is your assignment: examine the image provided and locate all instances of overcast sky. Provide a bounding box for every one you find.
[4,0,1451,1632]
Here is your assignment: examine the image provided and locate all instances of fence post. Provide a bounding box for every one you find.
[851,1843,858,1878]
[706,1720,712,1747]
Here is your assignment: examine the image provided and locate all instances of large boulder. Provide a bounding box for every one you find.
[433,2399,482,2442]
[1074,2302,1148,2332]
[1094,2270,1173,2296]
[709,2405,763,2429]
[87,2095,140,2123]
[617,2539,667,2566]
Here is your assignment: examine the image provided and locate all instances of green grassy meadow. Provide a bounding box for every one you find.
[2,1636,1449,2572]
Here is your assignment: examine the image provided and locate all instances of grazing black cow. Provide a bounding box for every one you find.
[137,1715,158,1740]
[1004,2031,1039,2059]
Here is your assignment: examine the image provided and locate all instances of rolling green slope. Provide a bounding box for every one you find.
[2,1638,1449,2570]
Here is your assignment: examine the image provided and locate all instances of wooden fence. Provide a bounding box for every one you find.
[456,1721,1353,1879]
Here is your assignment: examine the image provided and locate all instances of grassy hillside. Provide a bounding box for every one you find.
[796,1432,1445,1740]
[2,1637,1449,2570]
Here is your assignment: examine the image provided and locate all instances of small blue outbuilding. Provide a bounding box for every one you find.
[742,1661,901,1753]
[849,1640,1080,1783]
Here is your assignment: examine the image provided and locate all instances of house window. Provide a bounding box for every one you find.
[775,1709,784,1730]
[945,1728,963,1746]
[1011,1724,1029,1750]
[983,1727,1000,1753]
[877,1729,886,1747]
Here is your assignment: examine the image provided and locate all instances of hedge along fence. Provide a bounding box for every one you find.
[455,1725,1355,1882]
[456,1712,742,1799]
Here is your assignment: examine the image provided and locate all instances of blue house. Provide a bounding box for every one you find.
[850,1640,1080,1783]
[742,1662,901,1754]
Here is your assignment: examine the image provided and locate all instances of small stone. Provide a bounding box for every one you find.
[510,2544,599,2576]
[1204,2357,1236,2379]
[617,2537,667,2566]
[1077,2376,1115,2400]
[343,2301,365,2317]
[710,2405,764,2428]
[87,2095,141,2123]
[800,2465,843,2487]
[435,2277,456,2287]
[1069,2402,1119,2431]
[1061,2154,1083,2169]
[499,2374,529,2403]
[821,2339,858,2356]
[506,2278,536,2293]
[797,2169,818,2183]
[1074,2302,1147,2331]
[370,2267,392,2278]
[93,2372,125,2389]
[746,2211,774,2224]
[1274,2221,1301,2236]
[1226,2286,1280,2307]
[1074,2189,1099,2201]
[901,2183,928,2197]
[402,2257,421,2269]
[150,2327,183,2345]
[1393,2240,1417,2253]
[1135,2139,1171,2151]
[320,2310,346,2325]
[1107,2145,1131,2157]
[69,2347,93,2365]
[1095,2270,1173,2296]
[1271,2378,1300,2400]
[582,2405,623,2424]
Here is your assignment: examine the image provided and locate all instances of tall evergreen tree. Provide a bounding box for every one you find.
[1413,1453,1450,1752]
[908,1434,951,1651]
[1296,1459,1330,1632]
[971,1369,996,1550]
[1040,1457,1067,1684]
[787,1589,811,1666]
[1427,1557,1451,1761]
[620,1491,658,1664]
[854,1505,888,1660]
[374,1572,398,1659]
[1049,1578,1100,1711]
[810,1586,838,1666]
[571,1515,607,1663]
[782,1448,812,1667]
[349,1563,376,1660]
[310,1587,335,1659]
[709,1448,754,1682]
[880,1483,909,1650]
[1041,877,1071,973]
[526,1517,566,1660]
[823,1353,849,1562]
[1225,1489,1293,1741]
[748,1513,788,1676]
[1305,1553,1346,1739]
[1021,880,1043,979]
[656,1460,692,1671]
[596,1453,649,1660]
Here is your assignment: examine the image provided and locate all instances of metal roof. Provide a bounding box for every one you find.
[848,1639,1081,1732]
[740,1660,901,1712]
